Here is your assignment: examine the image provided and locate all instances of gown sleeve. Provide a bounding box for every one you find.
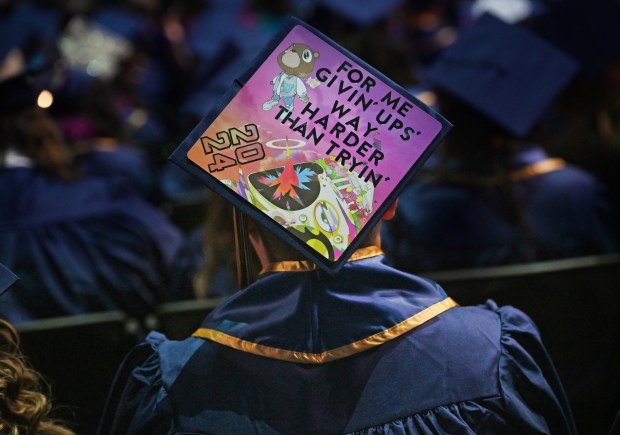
[97,332,175,435]
[351,301,577,435]
[494,301,577,434]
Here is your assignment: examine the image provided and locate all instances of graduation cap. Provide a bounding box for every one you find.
[91,5,149,42]
[180,39,243,122]
[0,3,60,75]
[532,0,620,79]
[468,0,548,24]
[0,2,60,35]
[170,17,450,276]
[423,12,579,138]
[312,0,406,28]
[0,263,18,298]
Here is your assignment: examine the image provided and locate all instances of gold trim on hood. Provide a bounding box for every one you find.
[192,297,458,364]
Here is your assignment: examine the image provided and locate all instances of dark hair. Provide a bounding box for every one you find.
[432,90,537,261]
[0,107,79,181]
[252,218,382,264]
[253,221,306,263]
[193,194,238,297]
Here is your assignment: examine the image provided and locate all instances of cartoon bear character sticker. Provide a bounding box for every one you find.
[262,43,320,114]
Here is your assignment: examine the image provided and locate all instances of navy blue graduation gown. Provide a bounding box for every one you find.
[98,248,576,434]
[382,144,619,272]
[165,227,237,301]
[0,167,182,323]
[79,147,160,202]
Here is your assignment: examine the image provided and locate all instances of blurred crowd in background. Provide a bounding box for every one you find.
[1,0,620,433]
[1,0,619,321]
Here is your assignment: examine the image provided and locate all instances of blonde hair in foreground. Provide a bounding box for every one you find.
[0,319,74,435]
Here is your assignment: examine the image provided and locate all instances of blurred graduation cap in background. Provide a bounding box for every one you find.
[90,4,150,42]
[180,1,290,128]
[531,0,620,79]
[0,263,18,297]
[467,0,548,24]
[423,12,579,138]
[0,3,60,54]
[0,3,60,79]
[185,0,249,58]
[179,39,242,123]
[311,0,405,28]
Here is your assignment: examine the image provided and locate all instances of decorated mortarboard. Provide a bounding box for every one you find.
[170,17,451,274]
[423,12,579,138]
[0,263,18,297]
[532,0,620,79]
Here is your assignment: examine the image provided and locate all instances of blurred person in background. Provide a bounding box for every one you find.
[0,65,183,324]
[382,12,620,273]
[166,193,238,301]
[49,63,163,203]
[531,0,620,228]
[90,0,197,150]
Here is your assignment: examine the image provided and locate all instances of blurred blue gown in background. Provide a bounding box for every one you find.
[382,144,620,272]
[0,160,183,323]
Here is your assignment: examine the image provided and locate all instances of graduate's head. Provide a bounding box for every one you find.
[247,198,398,266]
[0,69,79,181]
